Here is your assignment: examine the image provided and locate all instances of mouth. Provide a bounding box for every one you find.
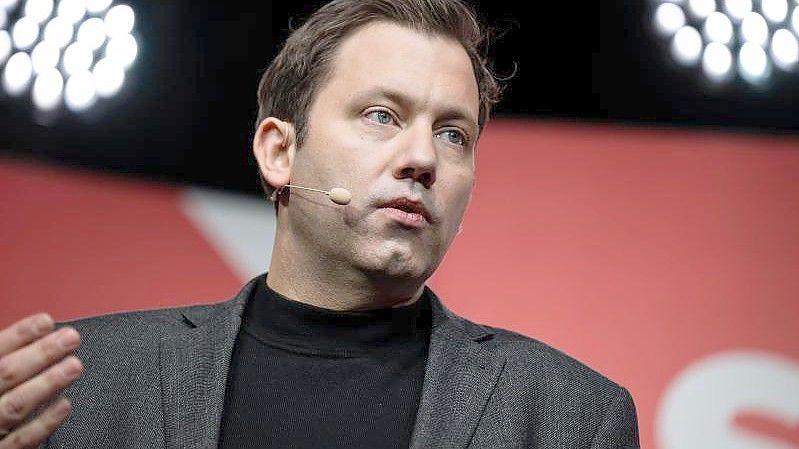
[378,197,432,228]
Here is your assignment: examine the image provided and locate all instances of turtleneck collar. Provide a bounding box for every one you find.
[241,274,432,357]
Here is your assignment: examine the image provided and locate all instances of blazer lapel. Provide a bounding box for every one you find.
[159,278,256,449]
[410,290,507,449]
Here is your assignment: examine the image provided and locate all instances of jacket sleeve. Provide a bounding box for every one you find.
[590,386,640,449]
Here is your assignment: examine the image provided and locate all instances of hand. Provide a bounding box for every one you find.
[0,314,83,448]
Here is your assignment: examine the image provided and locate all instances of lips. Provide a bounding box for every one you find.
[379,197,432,224]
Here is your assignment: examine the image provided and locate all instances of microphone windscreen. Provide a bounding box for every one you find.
[328,187,352,205]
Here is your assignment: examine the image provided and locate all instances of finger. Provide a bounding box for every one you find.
[0,328,80,394]
[0,357,82,433]
[0,397,71,449]
[0,315,54,357]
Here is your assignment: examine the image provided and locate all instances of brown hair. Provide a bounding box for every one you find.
[256,0,503,198]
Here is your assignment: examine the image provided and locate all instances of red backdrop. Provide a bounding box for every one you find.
[3,120,798,448]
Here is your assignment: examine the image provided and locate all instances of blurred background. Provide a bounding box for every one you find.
[1,0,798,448]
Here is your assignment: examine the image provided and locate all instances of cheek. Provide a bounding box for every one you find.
[431,184,472,244]
[297,139,362,190]
[442,171,474,214]
[329,134,381,177]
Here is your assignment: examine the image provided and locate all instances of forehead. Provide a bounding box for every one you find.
[319,21,480,125]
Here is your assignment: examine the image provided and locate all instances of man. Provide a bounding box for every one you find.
[0,0,640,448]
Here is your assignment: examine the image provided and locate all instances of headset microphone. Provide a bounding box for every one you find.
[270,184,352,205]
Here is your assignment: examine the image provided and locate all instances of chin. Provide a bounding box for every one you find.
[356,243,436,284]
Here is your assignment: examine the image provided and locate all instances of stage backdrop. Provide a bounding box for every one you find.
[2,120,798,449]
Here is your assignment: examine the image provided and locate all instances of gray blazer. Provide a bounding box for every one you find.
[45,276,639,448]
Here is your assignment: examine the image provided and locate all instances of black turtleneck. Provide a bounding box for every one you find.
[217,274,432,449]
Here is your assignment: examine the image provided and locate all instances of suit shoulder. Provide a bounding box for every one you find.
[482,325,639,447]
[59,300,228,341]
[483,324,624,397]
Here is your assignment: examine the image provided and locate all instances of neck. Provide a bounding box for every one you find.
[266,231,425,312]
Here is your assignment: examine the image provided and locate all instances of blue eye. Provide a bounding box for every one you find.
[366,110,394,125]
[438,129,466,146]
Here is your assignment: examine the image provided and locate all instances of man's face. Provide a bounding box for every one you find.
[284,21,480,283]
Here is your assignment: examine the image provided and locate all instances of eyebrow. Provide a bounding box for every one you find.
[351,86,479,137]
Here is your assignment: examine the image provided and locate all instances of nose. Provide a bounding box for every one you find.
[393,125,437,189]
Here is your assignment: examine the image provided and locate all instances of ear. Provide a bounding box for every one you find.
[253,117,296,192]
